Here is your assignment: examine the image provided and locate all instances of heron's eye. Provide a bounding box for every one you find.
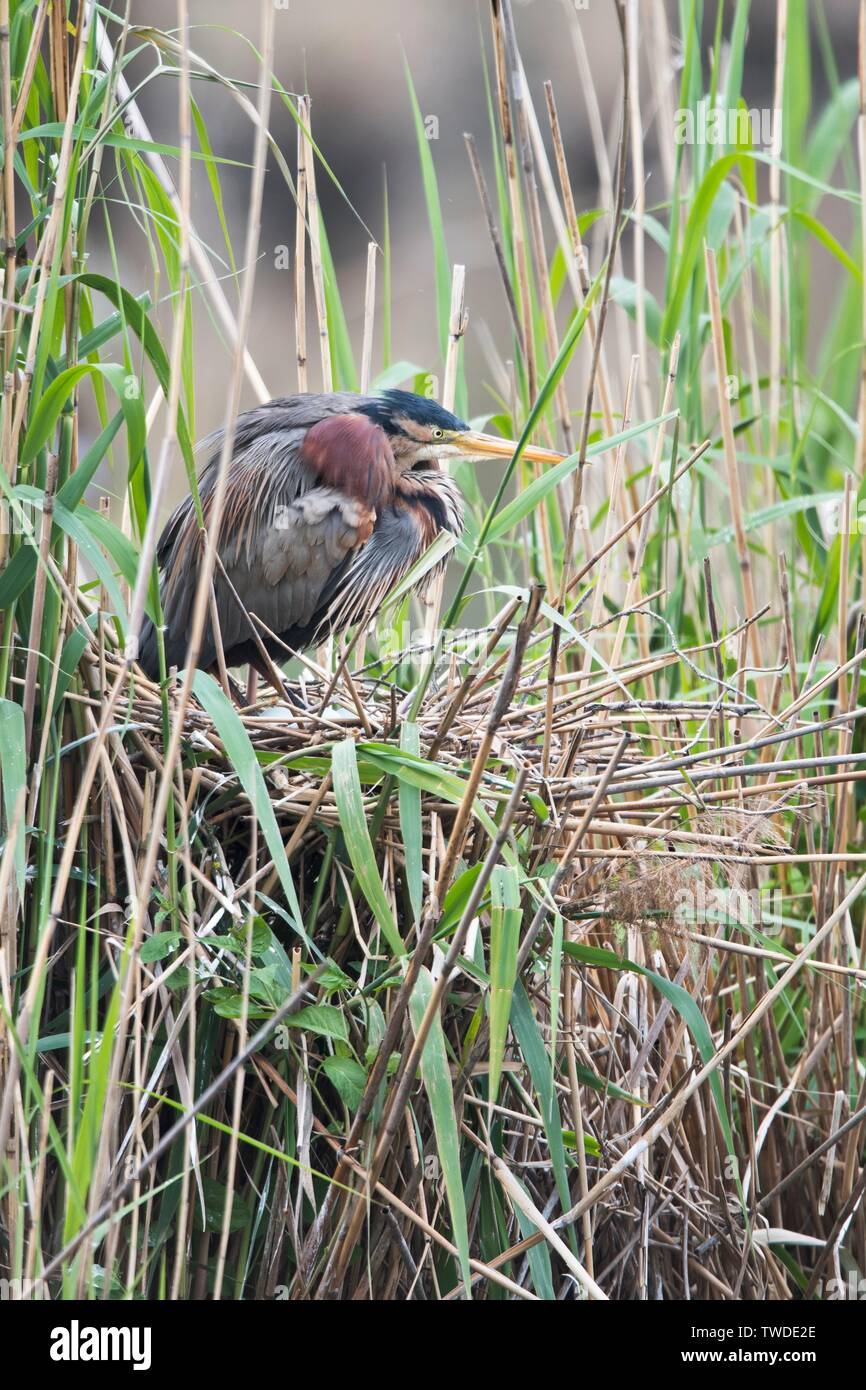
[431,427,444,440]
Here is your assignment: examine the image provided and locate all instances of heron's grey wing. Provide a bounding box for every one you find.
[214,487,376,659]
[309,482,462,642]
[150,409,393,672]
[151,425,310,669]
[211,410,399,660]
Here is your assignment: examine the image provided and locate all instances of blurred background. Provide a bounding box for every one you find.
[108,0,856,514]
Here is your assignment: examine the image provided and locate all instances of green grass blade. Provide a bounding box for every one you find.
[398,722,423,923]
[332,738,404,957]
[0,700,26,898]
[191,672,311,949]
[487,864,521,1106]
[409,965,472,1295]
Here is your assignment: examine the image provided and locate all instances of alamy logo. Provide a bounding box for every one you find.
[0,1276,49,1299]
[49,1320,152,1371]
[674,99,779,148]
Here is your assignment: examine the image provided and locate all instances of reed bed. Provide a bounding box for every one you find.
[1,0,865,1301]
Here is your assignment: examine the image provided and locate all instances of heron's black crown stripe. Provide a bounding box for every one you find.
[358,389,467,435]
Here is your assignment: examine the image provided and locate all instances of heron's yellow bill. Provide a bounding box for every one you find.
[453,429,565,465]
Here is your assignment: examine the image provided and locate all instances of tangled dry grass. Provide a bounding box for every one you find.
[31,581,862,1300]
[3,0,866,1305]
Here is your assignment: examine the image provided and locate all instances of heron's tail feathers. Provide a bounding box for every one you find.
[136,616,161,681]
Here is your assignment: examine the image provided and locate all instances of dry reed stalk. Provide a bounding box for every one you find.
[301,101,331,393]
[318,590,543,1294]
[704,245,768,704]
[560,0,629,605]
[298,96,334,670]
[95,1,276,1256]
[520,57,584,312]
[422,263,466,650]
[127,7,193,666]
[0,0,17,355]
[544,77,627,515]
[768,0,788,467]
[213,810,258,1300]
[295,95,309,392]
[2,0,863,1306]
[21,452,56,753]
[92,14,270,404]
[7,5,89,460]
[626,0,651,421]
[359,241,377,394]
[491,0,536,400]
[0,6,106,1158]
[343,772,528,1293]
[461,865,866,1294]
[500,6,574,460]
[490,3,557,594]
[606,336,681,684]
[491,1149,607,1298]
[580,356,638,682]
[464,132,523,343]
[859,0,866,614]
[648,0,676,194]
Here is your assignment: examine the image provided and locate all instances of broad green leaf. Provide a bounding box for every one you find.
[332,738,404,957]
[404,60,451,364]
[510,983,572,1219]
[190,95,237,278]
[610,275,662,344]
[21,362,145,474]
[409,966,471,1295]
[51,615,99,718]
[0,701,26,898]
[703,490,837,550]
[661,152,743,346]
[191,672,310,949]
[790,209,862,283]
[322,1055,367,1110]
[140,932,181,963]
[289,1003,349,1043]
[193,1177,251,1233]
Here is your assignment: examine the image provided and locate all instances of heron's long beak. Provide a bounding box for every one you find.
[452,429,564,465]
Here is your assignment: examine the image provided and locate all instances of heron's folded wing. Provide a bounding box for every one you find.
[309,499,442,641]
[152,409,395,669]
[215,488,376,655]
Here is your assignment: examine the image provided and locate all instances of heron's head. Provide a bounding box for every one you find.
[358,389,562,470]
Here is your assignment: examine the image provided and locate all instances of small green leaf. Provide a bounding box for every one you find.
[140,932,181,964]
[322,1055,367,1110]
[193,1177,252,1233]
[289,1004,349,1043]
[306,959,355,995]
[562,1130,602,1157]
[204,988,271,1020]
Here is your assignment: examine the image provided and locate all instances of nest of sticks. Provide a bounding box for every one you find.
[45,566,863,1300]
